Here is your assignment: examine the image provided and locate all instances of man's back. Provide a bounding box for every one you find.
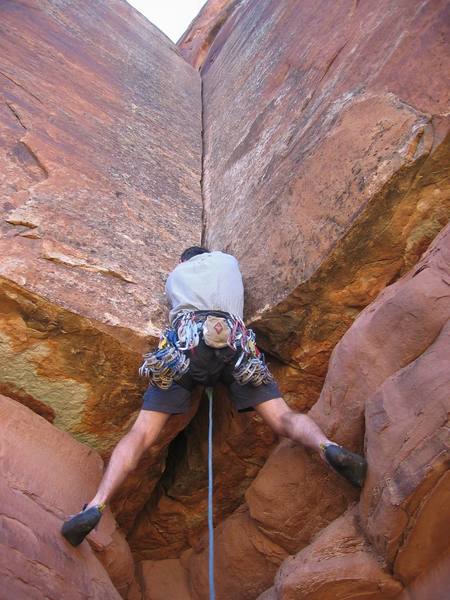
[166,251,244,323]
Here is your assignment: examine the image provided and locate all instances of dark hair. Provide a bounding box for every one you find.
[180,246,209,262]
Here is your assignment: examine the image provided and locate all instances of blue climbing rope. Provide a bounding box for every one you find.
[206,386,215,600]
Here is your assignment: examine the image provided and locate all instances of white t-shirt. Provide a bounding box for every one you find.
[165,251,244,323]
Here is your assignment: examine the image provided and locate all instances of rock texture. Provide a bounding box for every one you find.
[128,359,317,562]
[397,553,450,600]
[189,506,288,600]
[178,0,241,70]
[261,508,402,600]
[0,0,203,541]
[309,223,450,452]
[202,0,450,387]
[138,558,192,600]
[0,394,132,599]
[245,439,357,554]
[182,227,450,599]
[0,0,202,449]
[359,268,450,580]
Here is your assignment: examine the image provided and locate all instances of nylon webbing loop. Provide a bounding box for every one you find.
[206,386,215,600]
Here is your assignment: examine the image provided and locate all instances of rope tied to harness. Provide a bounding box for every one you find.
[206,386,215,600]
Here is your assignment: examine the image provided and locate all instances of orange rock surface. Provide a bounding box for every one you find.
[138,558,192,600]
[397,553,450,600]
[0,0,203,543]
[189,506,287,600]
[0,0,202,449]
[0,394,133,599]
[359,233,450,580]
[178,0,240,70]
[309,224,450,452]
[129,384,277,560]
[261,508,402,600]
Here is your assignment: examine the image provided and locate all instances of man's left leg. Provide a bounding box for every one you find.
[254,397,367,488]
[254,397,329,450]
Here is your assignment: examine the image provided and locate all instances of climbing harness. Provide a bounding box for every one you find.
[139,310,273,389]
[206,386,215,600]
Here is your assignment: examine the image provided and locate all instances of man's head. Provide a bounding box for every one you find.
[180,246,209,262]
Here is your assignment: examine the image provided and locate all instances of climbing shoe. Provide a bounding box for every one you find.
[322,443,367,488]
[61,503,105,547]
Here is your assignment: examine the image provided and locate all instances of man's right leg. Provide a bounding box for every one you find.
[61,409,170,546]
[87,409,170,508]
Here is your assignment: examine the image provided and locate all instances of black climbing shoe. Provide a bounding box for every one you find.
[322,443,367,488]
[61,504,105,547]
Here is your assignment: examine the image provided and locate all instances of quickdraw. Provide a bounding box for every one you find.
[139,328,190,389]
[139,310,273,389]
[233,354,273,386]
[173,311,203,350]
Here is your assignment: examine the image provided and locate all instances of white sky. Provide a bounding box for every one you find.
[127,0,207,42]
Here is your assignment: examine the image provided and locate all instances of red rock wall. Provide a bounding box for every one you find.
[0,3,206,595]
[1,0,202,341]
[397,553,450,600]
[152,4,450,591]
[1,0,449,598]
[0,0,202,444]
[0,0,203,536]
[201,0,450,386]
[0,394,133,599]
[265,507,402,600]
[128,384,277,560]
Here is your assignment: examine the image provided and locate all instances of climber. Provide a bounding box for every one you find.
[61,246,367,546]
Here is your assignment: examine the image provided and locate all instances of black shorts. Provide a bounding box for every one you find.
[142,339,281,414]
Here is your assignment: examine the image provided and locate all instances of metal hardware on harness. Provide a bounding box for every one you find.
[233,354,273,386]
[139,328,190,389]
[139,310,273,389]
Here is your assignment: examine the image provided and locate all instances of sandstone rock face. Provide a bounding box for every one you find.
[0,394,131,599]
[0,0,202,450]
[90,527,136,597]
[138,558,192,600]
[261,508,402,600]
[309,223,450,452]
[2,1,450,598]
[202,0,450,385]
[245,439,357,554]
[359,283,450,579]
[0,0,203,543]
[188,506,288,600]
[397,553,450,600]
[178,0,241,70]
[109,392,200,538]
[126,356,324,562]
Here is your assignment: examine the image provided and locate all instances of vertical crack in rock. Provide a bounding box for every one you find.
[200,76,208,245]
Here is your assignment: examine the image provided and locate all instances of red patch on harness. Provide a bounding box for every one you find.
[214,322,224,334]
